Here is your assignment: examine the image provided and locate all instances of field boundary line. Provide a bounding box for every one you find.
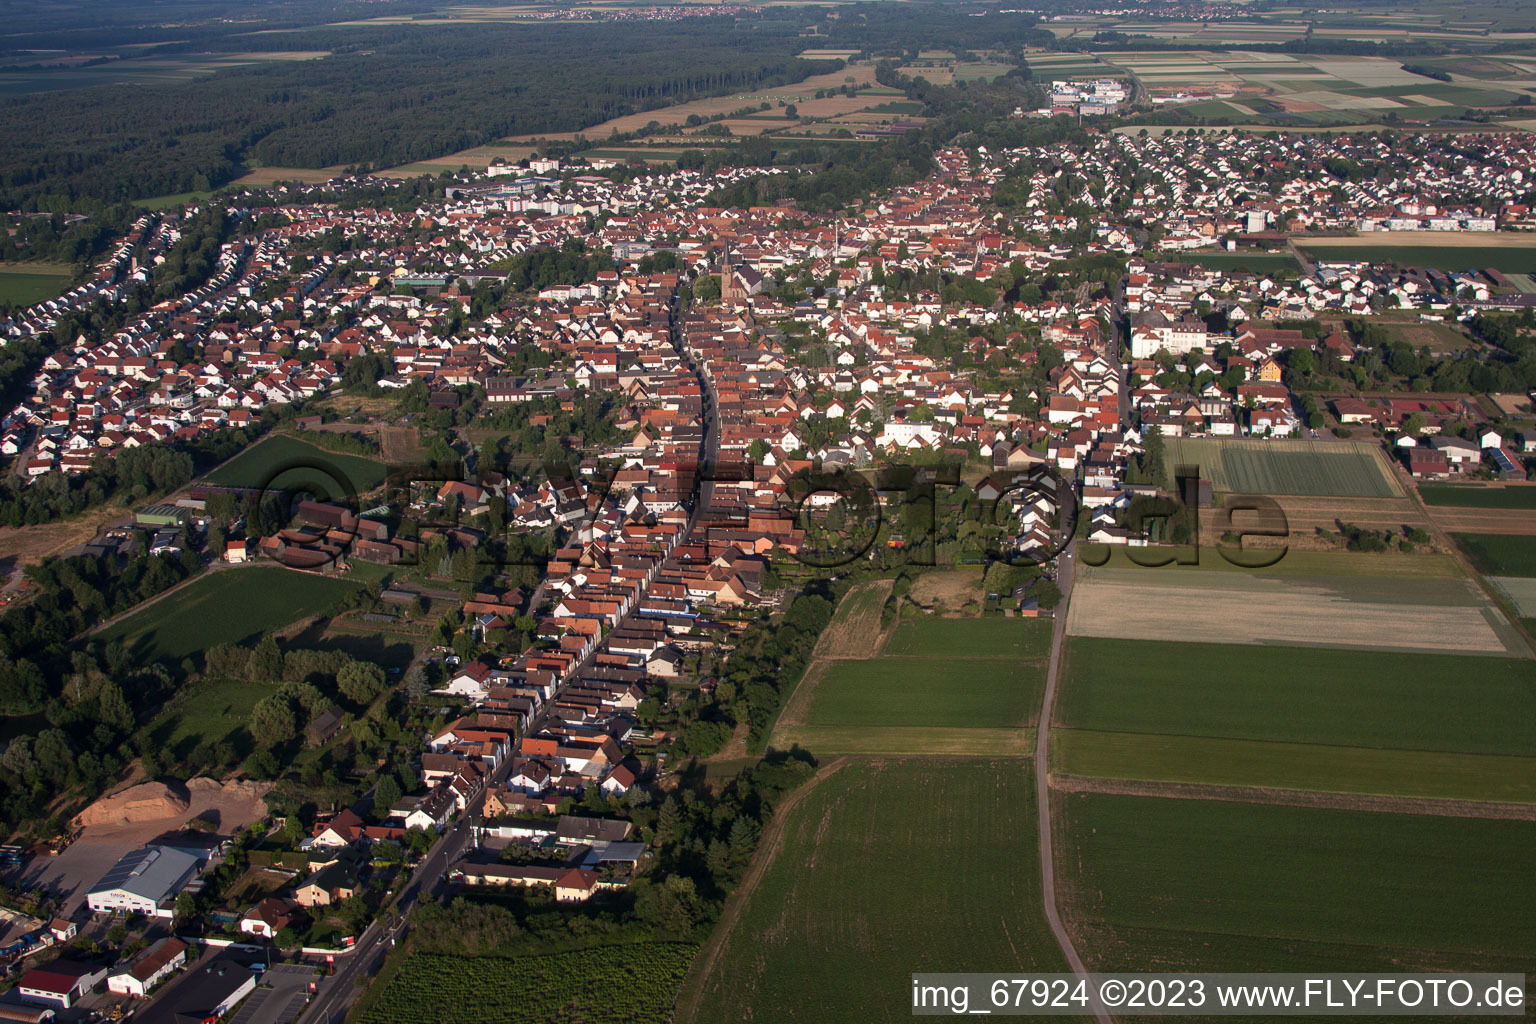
[672,756,849,1024]
[1049,774,1536,821]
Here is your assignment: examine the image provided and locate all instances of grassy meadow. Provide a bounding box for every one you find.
[203,434,388,493]
[98,566,361,662]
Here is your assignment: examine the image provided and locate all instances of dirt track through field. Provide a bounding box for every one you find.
[1049,773,1536,821]
[673,757,848,1024]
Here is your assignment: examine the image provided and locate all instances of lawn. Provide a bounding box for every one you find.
[677,760,1070,1024]
[358,944,697,1024]
[0,267,74,306]
[1060,794,1536,973]
[1058,637,1536,757]
[1419,485,1536,509]
[98,566,361,662]
[1299,245,1536,274]
[1454,533,1536,577]
[203,434,388,494]
[1162,438,1401,497]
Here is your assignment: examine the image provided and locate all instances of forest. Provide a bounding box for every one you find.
[0,18,836,208]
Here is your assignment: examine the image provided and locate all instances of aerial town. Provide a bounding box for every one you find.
[1,56,1534,1024]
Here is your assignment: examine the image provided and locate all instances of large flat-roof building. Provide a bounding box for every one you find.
[85,846,201,918]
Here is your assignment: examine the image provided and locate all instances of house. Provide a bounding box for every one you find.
[554,867,602,902]
[293,859,360,909]
[16,961,107,1009]
[239,898,295,940]
[107,937,188,998]
[555,815,632,846]
[224,539,247,563]
[85,846,200,918]
[47,920,76,943]
[311,808,365,848]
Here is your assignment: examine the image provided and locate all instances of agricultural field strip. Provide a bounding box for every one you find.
[358,945,697,1024]
[1048,773,1536,822]
[1053,730,1536,804]
[1487,576,1536,616]
[678,760,1069,1024]
[771,725,1036,757]
[1059,794,1536,970]
[1162,438,1402,498]
[1065,569,1522,656]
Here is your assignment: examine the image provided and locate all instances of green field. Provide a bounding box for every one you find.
[801,653,1042,730]
[1061,794,1536,973]
[1300,245,1536,274]
[1419,485,1536,509]
[203,434,388,493]
[1163,438,1401,497]
[1174,250,1302,274]
[0,267,73,306]
[678,760,1070,1024]
[1055,731,1536,803]
[1058,637,1536,759]
[1454,533,1536,577]
[98,566,361,661]
[358,944,697,1024]
[883,616,1052,658]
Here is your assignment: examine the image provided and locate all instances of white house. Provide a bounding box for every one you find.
[107,937,188,998]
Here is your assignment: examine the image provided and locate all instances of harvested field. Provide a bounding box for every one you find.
[0,506,132,566]
[233,165,348,186]
[1066,566,1522,655]
[498,63,879,144]
[771,724,1033,756]
[810,579,892,659]
[1267,494,1427,535]
[1164,438,1401,497]
[906,569,983,613]
[1298,230,1536,248]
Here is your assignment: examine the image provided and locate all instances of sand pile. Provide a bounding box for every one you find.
[74,781,190,827]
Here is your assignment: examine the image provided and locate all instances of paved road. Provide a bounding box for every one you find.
[1033,543,1111,1024]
